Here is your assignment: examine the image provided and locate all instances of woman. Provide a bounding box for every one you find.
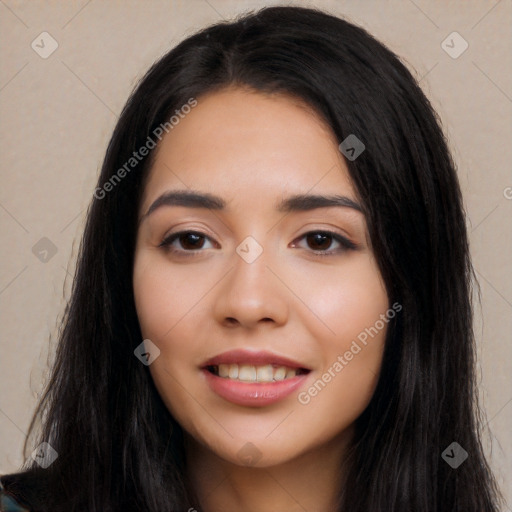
[0,5,503,511]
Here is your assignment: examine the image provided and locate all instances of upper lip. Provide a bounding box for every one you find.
[201,349,311,370]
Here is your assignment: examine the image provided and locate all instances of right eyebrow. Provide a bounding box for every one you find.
[142,190,225,220]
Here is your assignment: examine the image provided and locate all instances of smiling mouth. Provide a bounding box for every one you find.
[205,363,310,383]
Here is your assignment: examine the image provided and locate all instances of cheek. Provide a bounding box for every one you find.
[295,254,388,418]
[296,253,389,350]
[133,254,203,423]
[133,253,200,340]
[133,252,211,380]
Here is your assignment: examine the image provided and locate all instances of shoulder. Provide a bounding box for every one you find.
[0,471,43,512]
[1,476,31,511]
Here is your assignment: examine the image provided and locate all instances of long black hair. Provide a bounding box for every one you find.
[3,5,502,511]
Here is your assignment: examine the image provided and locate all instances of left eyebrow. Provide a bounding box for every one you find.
[139,189,363,224]
[276,193,363,213]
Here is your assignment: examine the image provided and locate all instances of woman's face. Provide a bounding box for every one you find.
[133,86,389,467]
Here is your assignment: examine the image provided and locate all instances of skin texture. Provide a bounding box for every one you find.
[133,86,389,512]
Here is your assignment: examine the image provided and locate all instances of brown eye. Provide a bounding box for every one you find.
[293,230,357,257]
[305,232,333,251]
[175,232,206,250]
[159,231,215,255]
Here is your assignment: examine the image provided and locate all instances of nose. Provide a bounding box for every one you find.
[212,244,289,330]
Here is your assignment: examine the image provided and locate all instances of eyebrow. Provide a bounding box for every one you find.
[140,190,363,222]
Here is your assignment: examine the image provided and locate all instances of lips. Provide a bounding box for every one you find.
[201,349,311,370]
[200,349,311,407]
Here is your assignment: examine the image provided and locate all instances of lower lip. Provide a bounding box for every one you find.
[202,369,309,407]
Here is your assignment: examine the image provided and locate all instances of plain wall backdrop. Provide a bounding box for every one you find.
[1,0,511,508]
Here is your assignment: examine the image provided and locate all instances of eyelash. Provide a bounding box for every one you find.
[158,229,358,258]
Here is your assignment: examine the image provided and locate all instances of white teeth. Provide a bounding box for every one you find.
[213,363,301,382]
[285,368,297,379]
[238,365,257,381]
[273,367,286,381]
[218,364,230,378]
[228,364,239,379]
[256,365,274,382]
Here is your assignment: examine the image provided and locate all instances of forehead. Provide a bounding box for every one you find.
[140,87,356,210]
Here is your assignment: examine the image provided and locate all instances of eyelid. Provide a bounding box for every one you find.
[159,228,358,257]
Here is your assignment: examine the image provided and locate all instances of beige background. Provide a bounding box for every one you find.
[1,0,511,508]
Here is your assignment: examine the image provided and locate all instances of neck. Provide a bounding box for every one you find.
[184,428,353,512]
